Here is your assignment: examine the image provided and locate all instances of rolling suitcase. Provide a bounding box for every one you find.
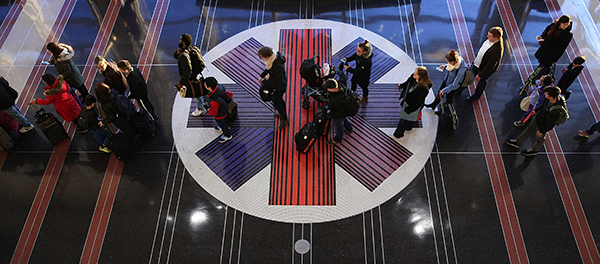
[440,102,458,131]
[294,122,318,154]
[314,105,330,137]
[34,108,69,145]
[109,133,134,161]
[0,127,16,151]
[129,109,155,138]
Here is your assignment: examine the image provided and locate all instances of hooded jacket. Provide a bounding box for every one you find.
[346,51,373,86]
[260,52,287,93]
[535,95,566,133]
[50,44,84,88]
[207,84,228,120]
[35,75,81,122]
[535,22,573,66]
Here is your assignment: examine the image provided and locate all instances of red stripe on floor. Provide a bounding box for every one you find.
[0,0,26,49]
[541,1,600,263]
[10,1,119,263]
[269,28,335,205]
[447,0,530,263]
[79,156,123,264]
[138,0,170,80]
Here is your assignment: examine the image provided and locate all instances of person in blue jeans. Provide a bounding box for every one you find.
[1,76,35,133]
[323,79,353,146]
[79,95,112,153]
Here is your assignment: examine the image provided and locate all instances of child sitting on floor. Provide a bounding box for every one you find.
[79,95,112,153]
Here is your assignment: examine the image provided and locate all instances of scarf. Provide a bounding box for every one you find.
[265,52,277,70]
[445,56,463,72]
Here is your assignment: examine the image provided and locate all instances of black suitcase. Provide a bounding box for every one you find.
[35,108,69,145]
[440,102,458,131]
[129,110,155,138]
[109,133,135,161]
[294,122,318,154]
[314,105,330,137]
[0,127,16,151]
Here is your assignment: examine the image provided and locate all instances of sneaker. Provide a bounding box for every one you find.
[521,148,538,156]
[327,139,339,146]
[578,130,590,138]
[564,90,572,100]
[279,119,289,130]
[19,124,34,133]
[345,129,354,134]
[191,108,207,117]
[214,126,222,131]
[391,134,402,139]
[76,127,88,133]
[99,146,112,153]
[513,121,525,127]
[505,139,520,148]
[218,135,232,143]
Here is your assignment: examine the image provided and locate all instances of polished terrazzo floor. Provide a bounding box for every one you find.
[1,0,600,263]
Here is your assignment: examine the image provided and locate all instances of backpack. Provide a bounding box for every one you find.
[187,46,206,78]
[343,88,361,117]
[460,68,475,88]
[549,100,569,126]
[115,94,134,118]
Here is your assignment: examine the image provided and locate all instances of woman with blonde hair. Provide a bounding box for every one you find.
[343,39,373,104]
[393,66,432,139]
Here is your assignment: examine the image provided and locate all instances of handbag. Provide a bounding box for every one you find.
[520,97,530,111]
[259,79,273,102]
[180,79,206,98]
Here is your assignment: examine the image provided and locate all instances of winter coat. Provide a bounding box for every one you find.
[328,90,347,119]
[346,52,373,86]
[50,44,84,88]
[400,82,431,121]
[100,62,128,94]
[207,84,228,120]
[0,76,18,110]
[35,76,81,122]
[535,95,566,133]
[260,52,287,93]
[535,22,573,66]
[557,63,583,90]
[441,58,468,94]
[126,67,148,99]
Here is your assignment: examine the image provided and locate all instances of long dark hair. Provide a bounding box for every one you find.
[94,83,112,103]
[549,15,571,37]
[415,66,432,88]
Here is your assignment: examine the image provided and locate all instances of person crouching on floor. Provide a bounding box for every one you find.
[79,95,112,153]
[324,78,353,146]
[204,77,232,143]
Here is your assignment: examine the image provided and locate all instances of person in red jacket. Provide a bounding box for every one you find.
[29,74,84,132]
[204,77,232,143]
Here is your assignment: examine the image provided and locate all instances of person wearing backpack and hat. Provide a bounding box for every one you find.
[506,86,568,156]
[174,33,207,117]
[323,78,353,146]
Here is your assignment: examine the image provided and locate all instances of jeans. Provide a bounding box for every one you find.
[332,118,352,143]
[4,104,33,127]
[215,118,231,137]
[194,96,206,111]
[516,121,547,152]
[470,65,492,99]
[272,90,287,120]
[393,118,414,138]
[91,127,113,146]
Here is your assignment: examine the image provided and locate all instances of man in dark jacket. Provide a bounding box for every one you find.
[557,55,584,99]
[344,39,373,104]
[117,60,158,122]
[45,42,89,99]
[0,76,34,133]
[467,26,504,102]
[324,79,353,146]
[258,46,289,130]
[94,56,128,95]
[204,77,231,143]
[174,33,207,117]
[506,87,566,156]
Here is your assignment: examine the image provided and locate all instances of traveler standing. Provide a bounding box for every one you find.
[343,39,373,104]
[258,46,289,129]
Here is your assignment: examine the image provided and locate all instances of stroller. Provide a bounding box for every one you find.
[300,55,336,109]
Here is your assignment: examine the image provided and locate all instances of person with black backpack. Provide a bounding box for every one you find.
[95,83,138,145]
[324,79,353,146]
[204,77,232,143]
[506,87,568,156]
[174,33,207,117]
[258,46,289,130]
[393,66,432,139]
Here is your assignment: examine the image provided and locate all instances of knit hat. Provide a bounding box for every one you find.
[322,78,338,90]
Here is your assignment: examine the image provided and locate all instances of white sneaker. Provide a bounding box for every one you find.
[191,108,207,117]
[218,135,232,143]
[19,125,34,133]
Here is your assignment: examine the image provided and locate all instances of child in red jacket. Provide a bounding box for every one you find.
[204,77,232,143]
